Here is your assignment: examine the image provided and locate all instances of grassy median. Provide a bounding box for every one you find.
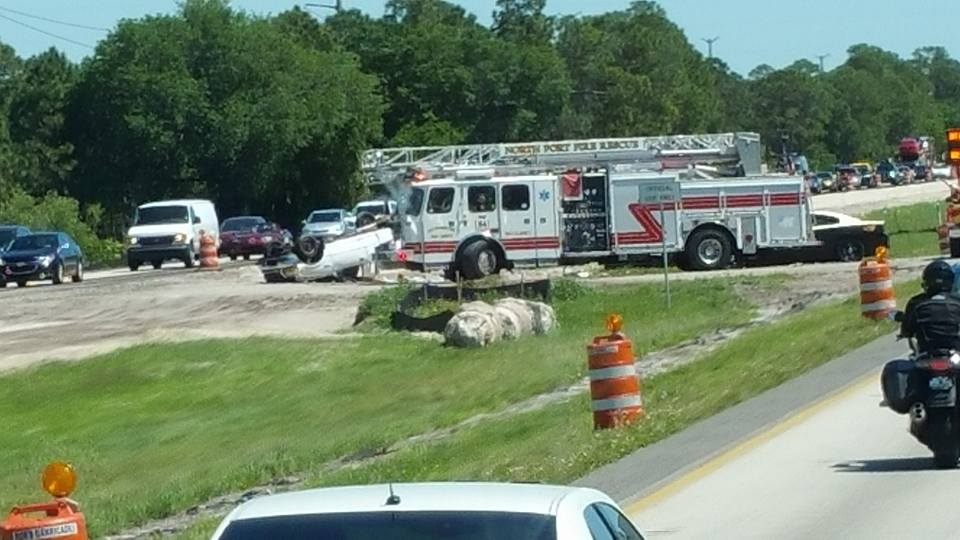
[178,280,919,539]
[865,201,942,257]
[0,278,762,537]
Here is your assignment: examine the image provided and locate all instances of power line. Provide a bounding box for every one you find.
[0,12,94,50]
[0,5,108,32]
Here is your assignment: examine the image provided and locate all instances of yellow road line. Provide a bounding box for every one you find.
[623,370,878,515]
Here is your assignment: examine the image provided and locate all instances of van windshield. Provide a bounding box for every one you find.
[137,206,190,225]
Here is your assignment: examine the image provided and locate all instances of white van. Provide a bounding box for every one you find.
[125,199,219,271]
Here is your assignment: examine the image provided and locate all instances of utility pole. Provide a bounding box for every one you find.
[305,0,342,14]
[815,53,830,73]
[702,36,719,59]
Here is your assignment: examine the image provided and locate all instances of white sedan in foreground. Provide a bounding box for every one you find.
[210,482,646,540]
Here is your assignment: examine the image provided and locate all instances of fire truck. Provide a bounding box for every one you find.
[362,133,818,278]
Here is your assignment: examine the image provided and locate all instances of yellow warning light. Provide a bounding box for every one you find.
[948,128,960,143]
[950,149,960,164]
[875,246,888,261]
[605,313,623,334]
[42,461,76,498]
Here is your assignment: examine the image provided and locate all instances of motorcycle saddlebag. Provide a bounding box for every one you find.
[881,359,920,414]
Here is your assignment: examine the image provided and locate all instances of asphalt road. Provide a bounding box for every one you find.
[578,330,959,540]
[627,373,960,540]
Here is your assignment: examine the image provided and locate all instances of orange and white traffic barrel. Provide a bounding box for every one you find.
[587,314,643,429]
[199,231,219,269]
[1,461,88,540]
[859,247,895,320]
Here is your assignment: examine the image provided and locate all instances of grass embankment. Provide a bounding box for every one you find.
[179,279,920,539]
[865,201,943,257]
[0,278,759,537]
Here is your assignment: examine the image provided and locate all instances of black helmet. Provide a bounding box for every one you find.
[922,259,955,294]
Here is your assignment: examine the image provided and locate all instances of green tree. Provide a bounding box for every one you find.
[68,0,382,231]
[492,0,553,45]
[556,2,720,137]
[6,49,78,195]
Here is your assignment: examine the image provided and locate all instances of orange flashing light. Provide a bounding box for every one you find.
[875,246,888,261]
[605,313,623,334]
[41,461,76,498]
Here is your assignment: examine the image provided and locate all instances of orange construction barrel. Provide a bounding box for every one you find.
[587,315,643,429]
[859,247,895,320]
[199,231,219,269]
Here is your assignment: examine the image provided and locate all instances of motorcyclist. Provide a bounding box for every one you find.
[896,259,960,354]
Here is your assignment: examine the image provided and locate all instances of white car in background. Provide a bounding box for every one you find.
[300,208,353,241]
[210,482,647,540]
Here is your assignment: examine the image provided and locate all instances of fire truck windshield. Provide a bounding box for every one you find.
[405,188,424,216]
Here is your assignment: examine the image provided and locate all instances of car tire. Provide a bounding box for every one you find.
[16,280,27,288]
[128,260,140,272]
[243,254,250,261]
[356,212,377,228]
[459,240,500,280]
[0,281,6,288]
[297,235,325,264]
[183,249,195,268]
[72,261,84,283]
[51,262,64,285]
[229,254,237,261]
[685,229,733,271]
[152,260,163,270]
[836,238,865,262]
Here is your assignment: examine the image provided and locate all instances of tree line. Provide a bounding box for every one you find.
[1,0,959,262]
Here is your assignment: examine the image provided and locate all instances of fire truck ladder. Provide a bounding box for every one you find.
[362,132,762,185]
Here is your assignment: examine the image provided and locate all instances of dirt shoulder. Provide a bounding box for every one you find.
[0,266,374,372]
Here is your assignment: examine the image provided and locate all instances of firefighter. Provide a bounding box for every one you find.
[895,259,960,354]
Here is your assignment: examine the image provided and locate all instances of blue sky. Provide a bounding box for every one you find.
[0,0,956,75]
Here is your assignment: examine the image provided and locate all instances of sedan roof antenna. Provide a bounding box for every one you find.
[385,483,401,506]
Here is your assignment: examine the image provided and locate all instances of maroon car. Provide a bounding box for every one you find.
[219,216,292,260]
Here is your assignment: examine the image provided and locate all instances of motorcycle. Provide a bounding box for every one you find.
[882,329,960,468]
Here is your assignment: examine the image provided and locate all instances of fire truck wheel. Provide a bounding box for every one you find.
[460,240,499,280]
[686,228,733,271]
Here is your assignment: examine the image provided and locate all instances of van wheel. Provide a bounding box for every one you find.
[17,280,27,288]
[129,260,140,271]
[459,241,500,280]
[685,229,732,271]
[183,250,195,268]
[152,260,163,270]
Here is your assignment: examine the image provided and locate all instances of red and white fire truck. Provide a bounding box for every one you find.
[362,133,818,278]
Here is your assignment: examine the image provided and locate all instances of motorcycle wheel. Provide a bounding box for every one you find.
[928,414,959,469]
